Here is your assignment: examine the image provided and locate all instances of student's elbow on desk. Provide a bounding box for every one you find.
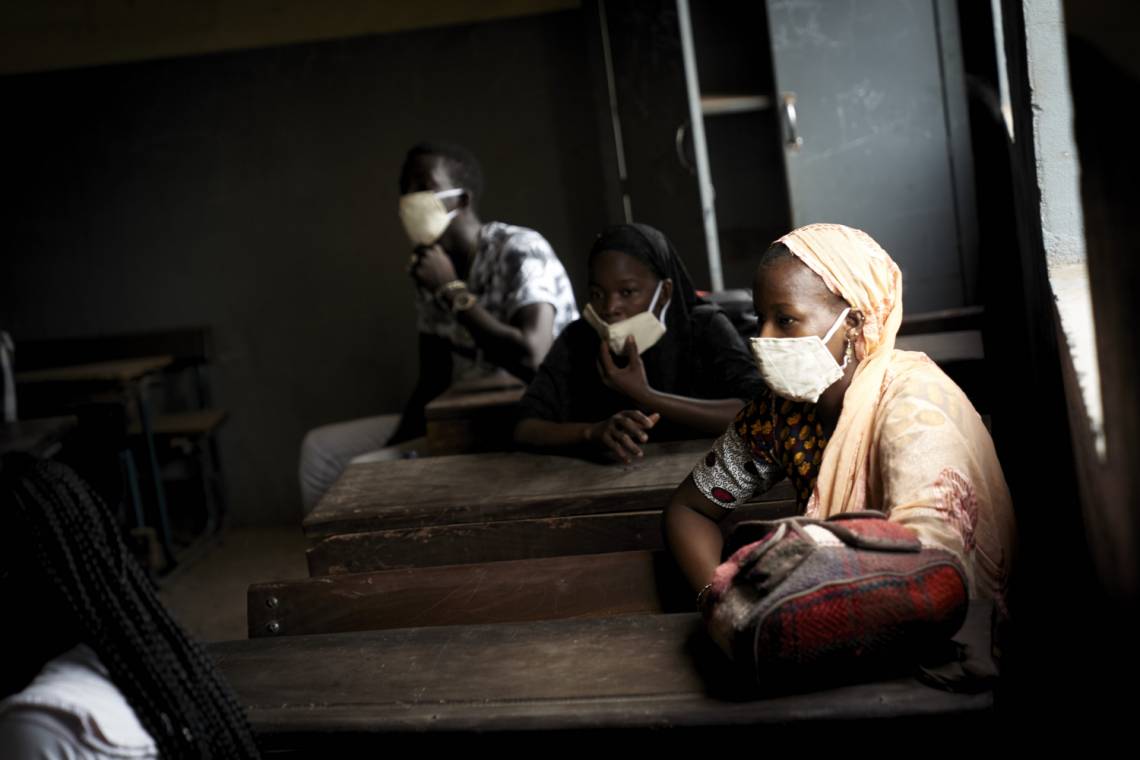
[663,476,727,589]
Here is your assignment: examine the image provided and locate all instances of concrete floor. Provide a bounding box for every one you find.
[158,526,309,642]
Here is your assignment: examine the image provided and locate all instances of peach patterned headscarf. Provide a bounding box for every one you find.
[775,224,1014,604]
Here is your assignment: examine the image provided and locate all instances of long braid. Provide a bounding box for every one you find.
[2,459,261,759]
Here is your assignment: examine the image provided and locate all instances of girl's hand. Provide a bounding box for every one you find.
[586,410,661,464]
[598,336,652,404]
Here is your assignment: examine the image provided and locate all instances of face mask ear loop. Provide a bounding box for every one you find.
[434,188,466,226]
[822,307,852,344]
[658,295,671,326]
[648,280,671,326]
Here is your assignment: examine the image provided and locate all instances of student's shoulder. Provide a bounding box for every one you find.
[485,221,559,261]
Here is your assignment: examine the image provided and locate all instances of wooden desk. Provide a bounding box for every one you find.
[16,354,176,565]
[424,373,526,456]
[15,355,173,384]
[304,439,797,575]
[211,605,993,749]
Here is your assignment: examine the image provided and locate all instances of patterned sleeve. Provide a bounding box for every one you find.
[500,232,574,321]
[691,402,782,509]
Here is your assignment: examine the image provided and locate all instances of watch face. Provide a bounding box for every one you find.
[452,291,477,312]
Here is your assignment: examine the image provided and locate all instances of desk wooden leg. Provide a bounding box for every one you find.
[135,381,175,568]
[119,448,146,529]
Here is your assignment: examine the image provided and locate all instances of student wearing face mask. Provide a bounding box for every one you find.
[299,142,578,513]
[513,223,764,464]
[664,224,1016,658]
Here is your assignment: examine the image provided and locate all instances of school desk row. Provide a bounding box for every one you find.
[212,433,994,751]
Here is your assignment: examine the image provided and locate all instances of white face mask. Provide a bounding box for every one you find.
[749,307,851,403]
[582,280,670,355]
[398,188,465,247]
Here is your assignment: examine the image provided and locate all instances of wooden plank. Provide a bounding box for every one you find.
[209,606,994,741]
[305,439,792,539]
[307,510,665,575]
[895,330,984,363]
[250,550,693,638]
[425,414,516,457]
[423,373,526,420]
[898,305,984,336]
[424,374,526,456]
[15,355,173,384]
[306,500,800,576]
[128,408,227,437]
[13,328,211,372]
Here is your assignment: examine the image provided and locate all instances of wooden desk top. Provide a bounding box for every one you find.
[16,355,174,385]
[424,374,526,420]
[211,606,993,737]
[304,439,796,539]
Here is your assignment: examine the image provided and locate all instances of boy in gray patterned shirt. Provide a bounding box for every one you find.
[299,142,577,512]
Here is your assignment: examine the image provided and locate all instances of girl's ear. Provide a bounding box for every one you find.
[845,309,866,359]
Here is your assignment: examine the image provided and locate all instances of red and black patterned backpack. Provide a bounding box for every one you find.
[704,512,969,685]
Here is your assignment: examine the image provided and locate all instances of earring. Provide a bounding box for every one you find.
[842,333,856,367]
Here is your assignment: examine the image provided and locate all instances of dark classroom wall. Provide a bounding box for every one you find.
[0,8,611,524]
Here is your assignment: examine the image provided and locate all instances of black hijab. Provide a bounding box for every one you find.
[586,223,709,393]
[588,223,703,324]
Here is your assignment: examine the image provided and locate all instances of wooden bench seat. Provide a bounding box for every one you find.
[211,604,994,749]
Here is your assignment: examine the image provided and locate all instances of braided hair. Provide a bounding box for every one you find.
[0,457,260,759]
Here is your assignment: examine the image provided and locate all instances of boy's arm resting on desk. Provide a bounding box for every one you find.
[452,301,554,383]
[388,333,453,446]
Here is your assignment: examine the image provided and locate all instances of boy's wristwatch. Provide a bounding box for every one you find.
[449,289,477,313]
[435,280,476,313]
